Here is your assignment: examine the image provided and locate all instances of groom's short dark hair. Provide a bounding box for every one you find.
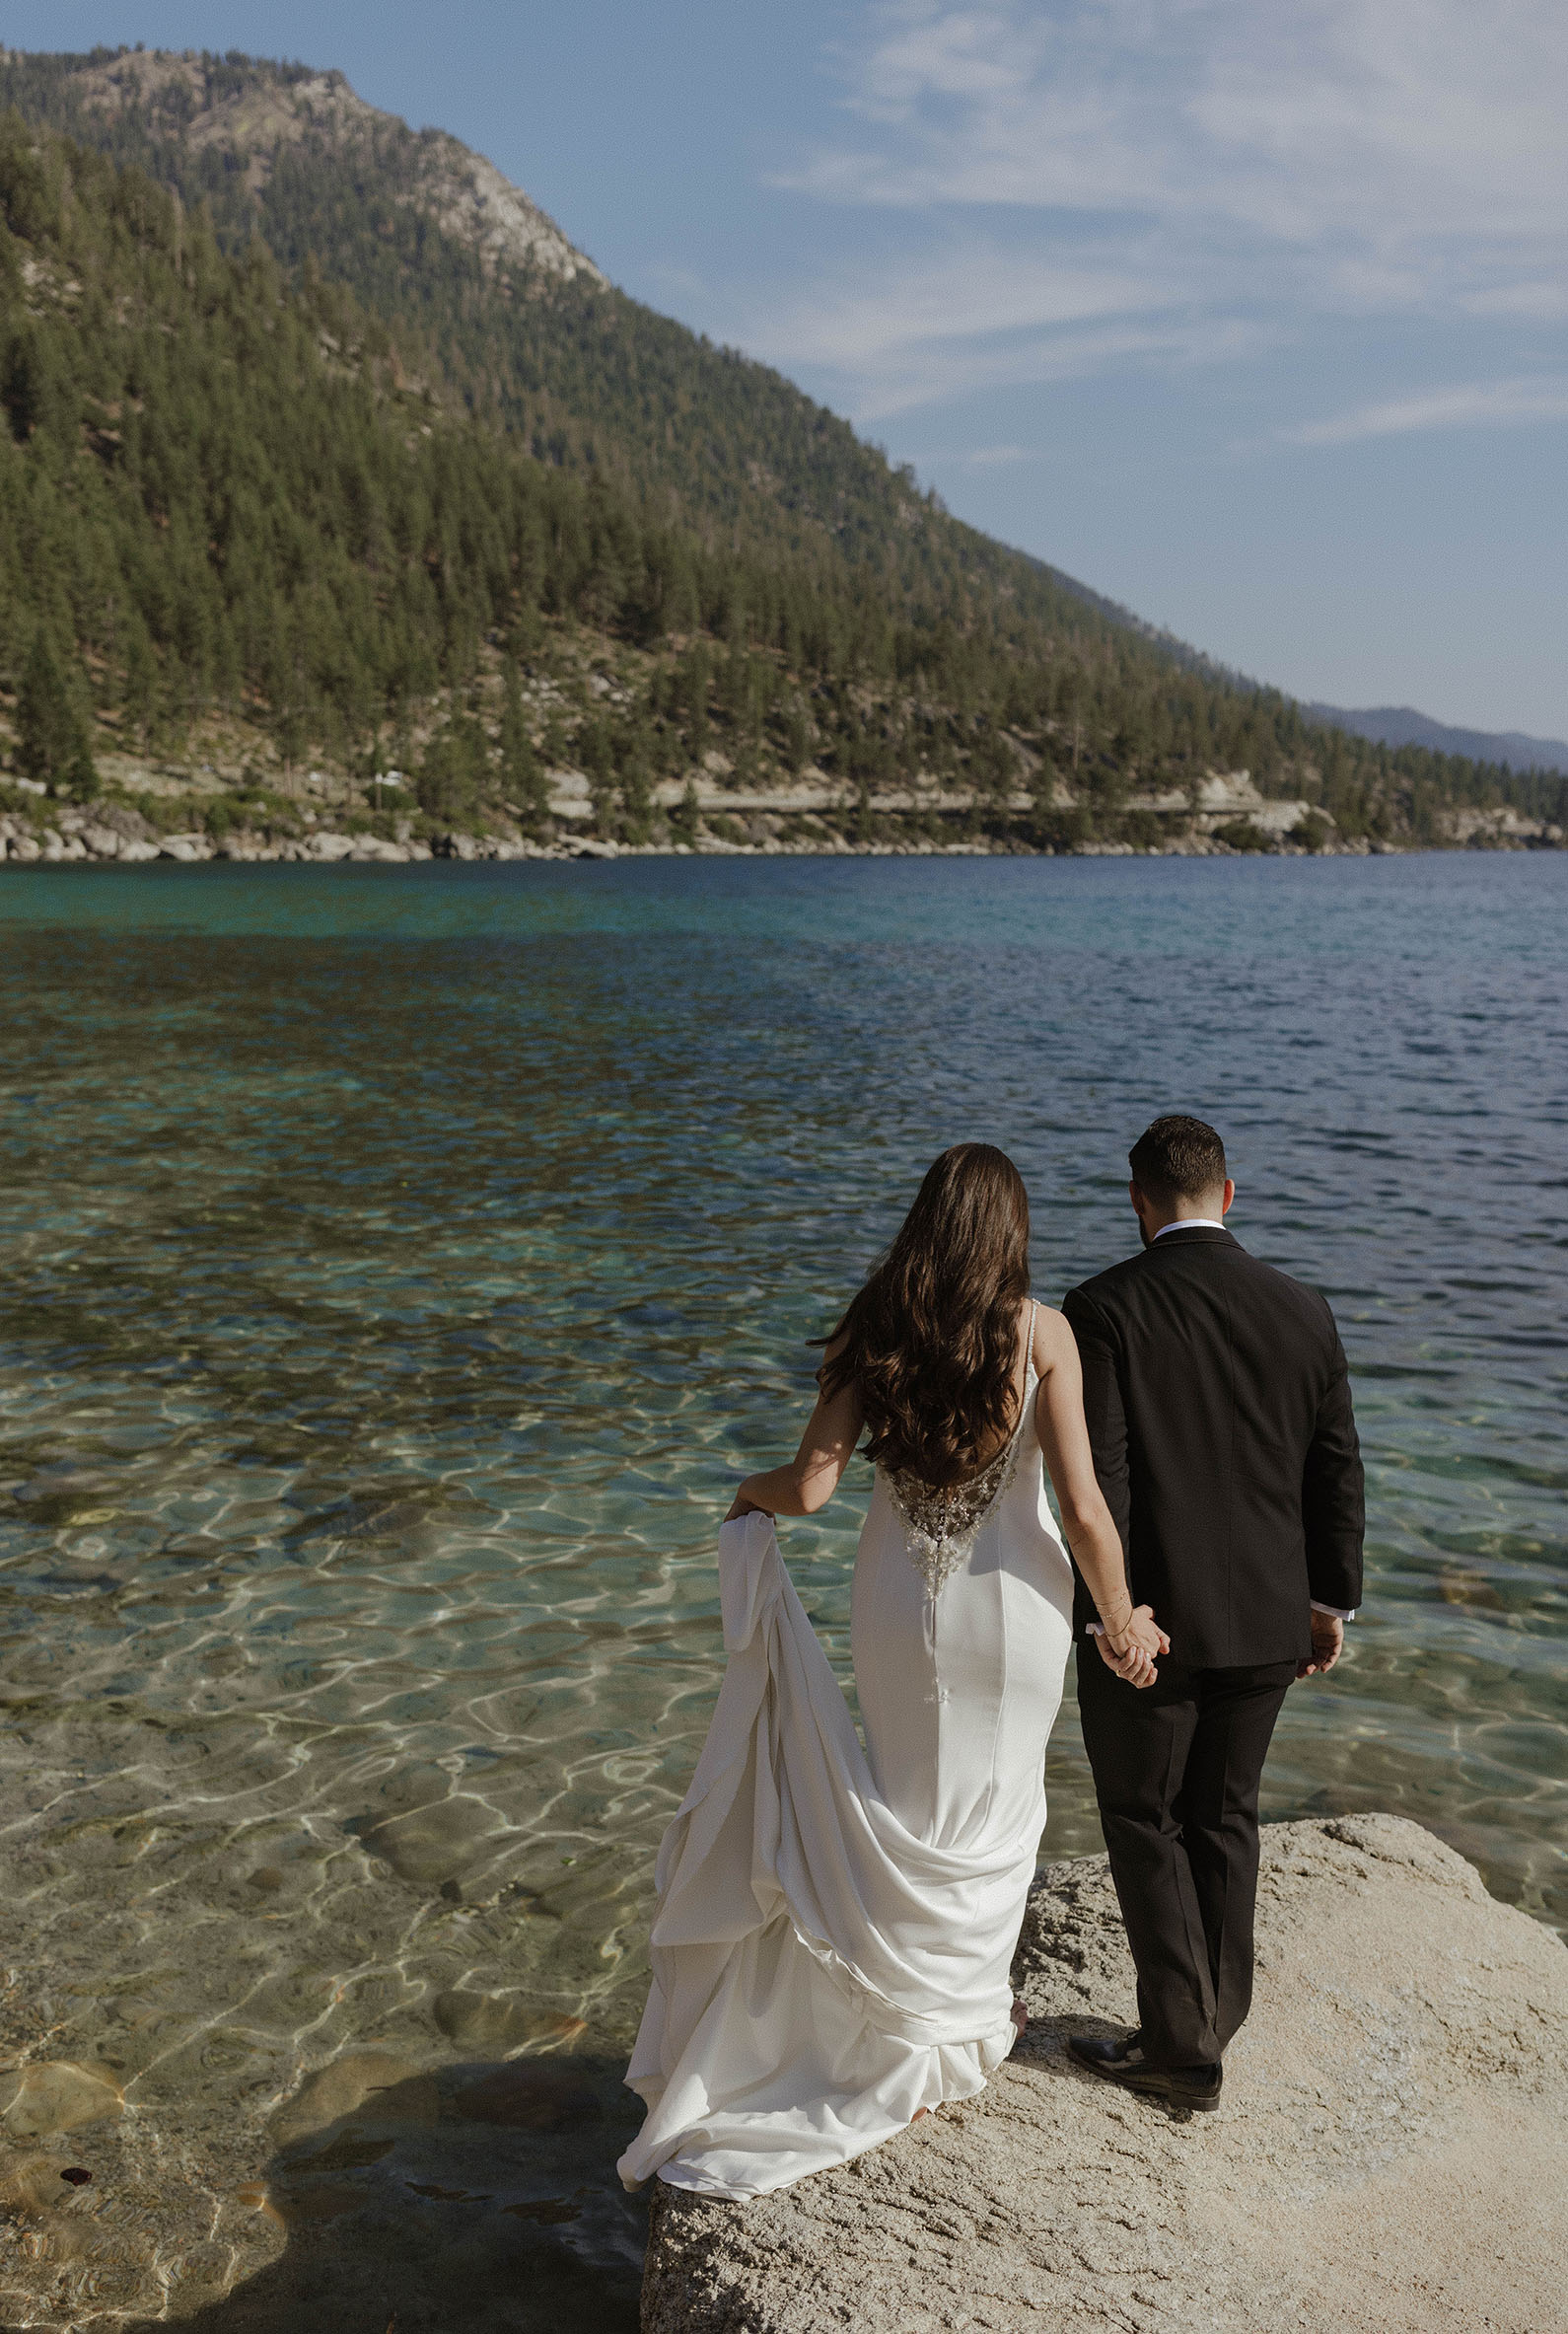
[1129,1116,1227,1202]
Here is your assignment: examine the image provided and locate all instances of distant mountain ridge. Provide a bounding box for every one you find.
[1308,704,1568,777]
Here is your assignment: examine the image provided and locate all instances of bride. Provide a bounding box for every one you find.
[618,1143,1166,2200]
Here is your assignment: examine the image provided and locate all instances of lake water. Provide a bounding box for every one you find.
[0,852,1563,2330]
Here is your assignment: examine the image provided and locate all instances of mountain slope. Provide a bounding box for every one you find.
[0,48,1542,697]
[0,44,1064,603]
[0,54,1563,855]
[1309,704,1568,778]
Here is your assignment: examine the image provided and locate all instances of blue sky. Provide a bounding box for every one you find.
[6,2,1566,735]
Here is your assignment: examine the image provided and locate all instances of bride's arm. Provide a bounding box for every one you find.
[1032,1306,1169,1680]
[725,1339,864,1521]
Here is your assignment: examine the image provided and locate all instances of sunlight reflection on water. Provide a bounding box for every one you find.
[0,853,1562,2326]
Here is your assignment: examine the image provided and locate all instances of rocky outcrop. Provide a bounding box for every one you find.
[50,48,606,286]
[640,1817,1566,2334]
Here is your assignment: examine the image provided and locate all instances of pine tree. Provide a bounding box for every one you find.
[499,666,548,834]
[686,647,710,766]
[783,696,812,775]
[670,780,700,844]
[16,632,97,799]
[416,714,485,825]
[580,712,617,834]
[620,737,654,844]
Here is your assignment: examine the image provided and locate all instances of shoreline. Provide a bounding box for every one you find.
[4,759,1561,868]
[2,827,1563,870]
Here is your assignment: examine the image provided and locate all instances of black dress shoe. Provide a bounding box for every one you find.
[1068,2031,1222,2111]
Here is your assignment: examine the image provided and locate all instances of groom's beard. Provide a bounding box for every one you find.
[1137,1216,1153,1249]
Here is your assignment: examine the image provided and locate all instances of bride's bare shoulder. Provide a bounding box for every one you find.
[1030,1302,1076,1369]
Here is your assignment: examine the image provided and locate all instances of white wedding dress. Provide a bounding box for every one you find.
[618,1314,1076,2200]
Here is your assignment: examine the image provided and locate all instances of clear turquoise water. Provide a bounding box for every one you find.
[0,854,1563,2328]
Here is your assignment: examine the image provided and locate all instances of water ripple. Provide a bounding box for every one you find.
[0,854,1562,2325]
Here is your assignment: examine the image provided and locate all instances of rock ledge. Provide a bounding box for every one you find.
[640,1816,1566,2334]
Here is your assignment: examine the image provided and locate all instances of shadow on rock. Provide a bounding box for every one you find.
[1014,2014,1211,2123]
[1009,2012,1121,2078]
[126,2053,646,2334]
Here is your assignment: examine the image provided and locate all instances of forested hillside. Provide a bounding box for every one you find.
[0,45,1053,590]
[0,53,1562,857]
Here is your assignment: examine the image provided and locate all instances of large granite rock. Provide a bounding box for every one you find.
[640,1817,1566,2334]
[89,801,159,846]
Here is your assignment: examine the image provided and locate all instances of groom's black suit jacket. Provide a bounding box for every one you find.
[1062,1228,1364,1668]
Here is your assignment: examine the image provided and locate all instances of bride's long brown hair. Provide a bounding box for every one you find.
[818,1143,1031,1489]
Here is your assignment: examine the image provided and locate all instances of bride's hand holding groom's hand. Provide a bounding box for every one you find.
[1098,1602,1170,1689]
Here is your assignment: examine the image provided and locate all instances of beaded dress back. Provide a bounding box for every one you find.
[882,1303,1038,1601]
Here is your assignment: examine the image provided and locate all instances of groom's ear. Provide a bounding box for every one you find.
[1221,1178,1236,1217]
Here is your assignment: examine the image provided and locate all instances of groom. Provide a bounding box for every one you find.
[1061,1116,1364,2111]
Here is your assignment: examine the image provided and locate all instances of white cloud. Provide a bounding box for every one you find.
[1278,378,1568,446]
[736,230,1278,415]
[755,246,1159,367]
[957,443,1033,466]
[802,1,1568,261]
[758,2,1568,416]
[751,285,1268,417]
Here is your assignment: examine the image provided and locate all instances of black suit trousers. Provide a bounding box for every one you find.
[1076,1643,1297,2070]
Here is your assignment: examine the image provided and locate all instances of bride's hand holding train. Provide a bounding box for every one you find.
[724,1337,864,1522]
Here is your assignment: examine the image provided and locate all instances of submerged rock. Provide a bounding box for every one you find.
[0,2061,122,2141]
[355,1787,513,1890]
[269,2051,426,2151]
[433,1991,589,2054]
[640,1816,1567,2334]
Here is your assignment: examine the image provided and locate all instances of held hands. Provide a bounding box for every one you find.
[1298,1610,1344,1679]
[1096,1603,1170,1690]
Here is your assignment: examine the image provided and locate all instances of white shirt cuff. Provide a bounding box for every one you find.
[1093,1604,1355,1633]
